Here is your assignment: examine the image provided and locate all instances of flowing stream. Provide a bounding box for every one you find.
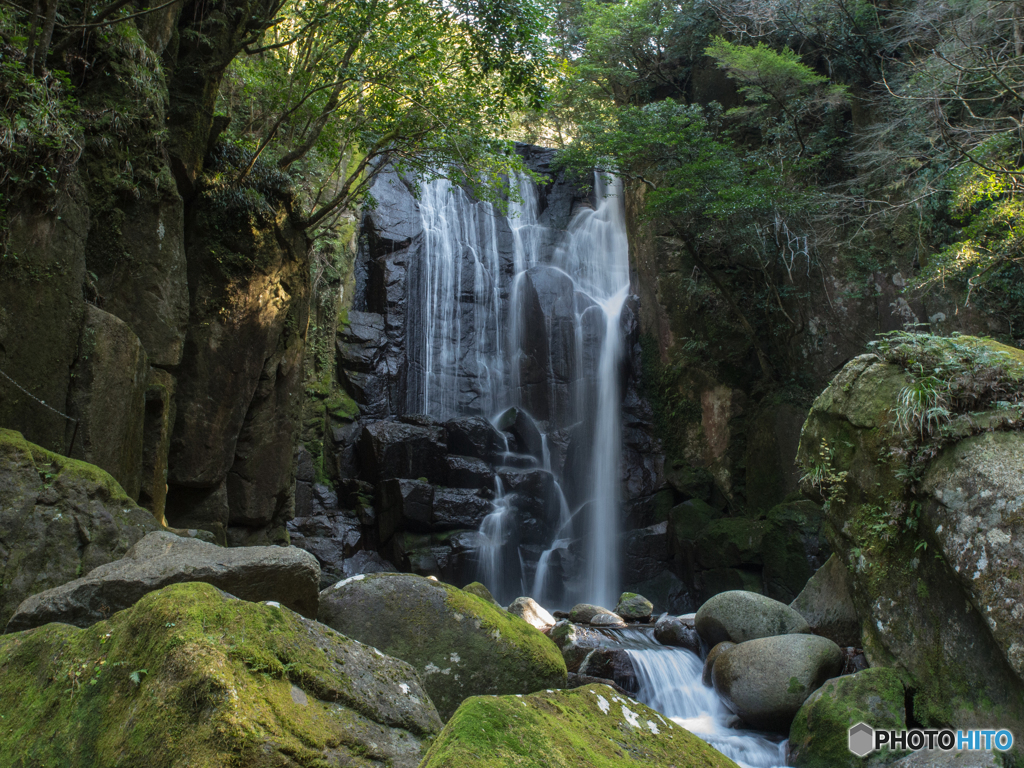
[604,627,789,768]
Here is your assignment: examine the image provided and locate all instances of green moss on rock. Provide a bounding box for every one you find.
[789,667,906,768]
[0,429,159,626]
[463,581,499,605]
[318,573,567,720]
[0,582,441,767]
[419,685,740,768]
[796,339,1024,758]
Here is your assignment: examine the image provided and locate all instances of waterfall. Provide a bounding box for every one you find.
[409,166,630,609]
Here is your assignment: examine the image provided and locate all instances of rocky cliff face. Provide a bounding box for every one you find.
[796,336,1024,743]
[295,149,679,607]
[0,0,309,544]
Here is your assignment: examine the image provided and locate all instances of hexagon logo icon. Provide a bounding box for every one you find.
[849,722,875,757]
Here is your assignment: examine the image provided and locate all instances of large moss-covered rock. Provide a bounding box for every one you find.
[0,582,442,767]
[318,572,567,719]
[761,499,830,603]
[695,589,811,646]
[920,430,1024,682]
[796,343,1024,741]
[0,429,158,627]
[789,667,907,768]
[419,684,741,768]
[7,530,321,632]
[712,634,843,732]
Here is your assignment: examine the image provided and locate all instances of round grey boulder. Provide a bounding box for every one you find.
[712,634,843,732]
[695,590,811,646]
[569,603,614,623]
[615,592,654,621]
[702,640,735,687]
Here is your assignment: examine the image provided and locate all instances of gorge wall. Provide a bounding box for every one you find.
[0,0,308,548]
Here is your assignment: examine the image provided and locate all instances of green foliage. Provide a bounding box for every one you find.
[0,36,79,228]
[870,331,1024,442]
[801,437,849,511]
[912,133,1024,310]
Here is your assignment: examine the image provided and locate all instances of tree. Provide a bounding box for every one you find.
[217,0,554,237]
[705,36,848,160]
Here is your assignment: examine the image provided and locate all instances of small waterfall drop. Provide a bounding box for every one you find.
[603,628,789,768]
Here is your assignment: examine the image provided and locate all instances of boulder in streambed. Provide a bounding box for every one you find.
[695,589,811,646]
[654,613,700,653]
[616,591,654,621]
[6,530,321,632]
[418,685,741,768]
[702,641,736,687]
[712,634,843,731]
[579,648,639,694]
[0,582,442,767]
[508,596,555,628]
[550,619,607,672]
[789,667,907,768]
[570,603,616,623]
[318,572,567,720]
[591,612,627,628]
[0,429,159,627]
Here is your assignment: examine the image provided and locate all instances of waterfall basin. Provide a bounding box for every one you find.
[598,627,789,768]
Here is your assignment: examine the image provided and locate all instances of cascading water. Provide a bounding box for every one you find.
[410,167,630,608]
[607,628,789,768]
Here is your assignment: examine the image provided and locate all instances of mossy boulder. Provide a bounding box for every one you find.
[463,581,499,605]
[616,592,654,621]
[695,590,811,646]
[796,343,1024,743]
[317,573,567,720]
[712,634,843,732]
[694,517,767,570]
[0,582,442,767]
[761,499,830,603]
[789,667,907,768]
[0,429,159,626]
[419,684,741,768]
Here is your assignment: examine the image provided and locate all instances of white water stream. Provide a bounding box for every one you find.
[605,627,789,768]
